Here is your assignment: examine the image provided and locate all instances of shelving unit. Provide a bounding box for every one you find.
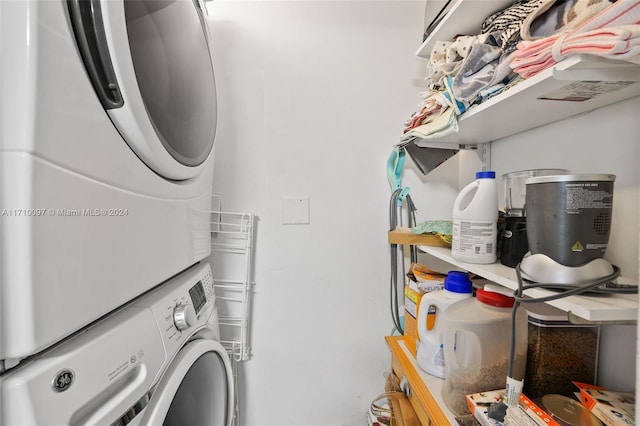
[411,0,640,147]
[418,245,638,322]
[210,209,256,361]
[390,0,640,422]
[386,336,458,425]
[209,197,256,426]
[407,0,640,320]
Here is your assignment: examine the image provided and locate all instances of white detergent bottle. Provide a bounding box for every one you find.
[452,171,498,264]
[416,271,473,378]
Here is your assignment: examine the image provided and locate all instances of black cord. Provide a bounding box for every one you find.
[514,263,622,303]
[389,188,404,334]
[506,262,622,382]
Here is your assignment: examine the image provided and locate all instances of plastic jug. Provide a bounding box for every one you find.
[416,271,473,378]
[452,171,498,264]
[440,288,528,416]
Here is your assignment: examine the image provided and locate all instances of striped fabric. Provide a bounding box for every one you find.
[481,0,546,51]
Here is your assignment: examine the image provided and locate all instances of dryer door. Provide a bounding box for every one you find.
[141,339,235,426]
[68,0,216,181]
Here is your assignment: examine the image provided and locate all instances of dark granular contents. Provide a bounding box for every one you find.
[443,356,527,416]
[523,324,599,400]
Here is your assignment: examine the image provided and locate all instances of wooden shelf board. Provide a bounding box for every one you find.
[386,336,458,425]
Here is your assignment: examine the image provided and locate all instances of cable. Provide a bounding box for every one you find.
[388,187,422,335]
[490,262,625,422]
[389,188,404,335]
[508,263,622,374]
[405,194,419,264]
[514,264,622,303]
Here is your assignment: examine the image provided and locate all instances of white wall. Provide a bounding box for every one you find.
[206,1,639,424]
[207,2,428,424]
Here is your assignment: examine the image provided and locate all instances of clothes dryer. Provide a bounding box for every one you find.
[0,0,218,367]
[0,262,235,426]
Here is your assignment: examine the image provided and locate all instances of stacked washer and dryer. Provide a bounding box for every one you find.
[0,0,234,424]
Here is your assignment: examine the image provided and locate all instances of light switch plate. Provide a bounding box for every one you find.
[281,196,310,225]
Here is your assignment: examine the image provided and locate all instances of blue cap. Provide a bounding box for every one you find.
[444,271,473,293]
[476,171,496,179]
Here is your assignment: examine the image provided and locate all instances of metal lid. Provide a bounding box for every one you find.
[526,174,616,185]
[541,394,602,426]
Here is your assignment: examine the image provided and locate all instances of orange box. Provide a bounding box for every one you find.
[465,390,561,426]
[573,381,635,426]
[403,285,439,357]
[403,285,424,357]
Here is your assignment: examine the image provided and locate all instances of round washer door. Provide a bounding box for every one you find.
[142,339,234,426]
[68,0,216,181]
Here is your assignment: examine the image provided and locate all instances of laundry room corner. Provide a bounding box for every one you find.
[206,1,428,424]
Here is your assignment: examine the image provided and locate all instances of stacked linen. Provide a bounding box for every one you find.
[401,0,633,142]
[512,0,640,78]
[403,0,544,140]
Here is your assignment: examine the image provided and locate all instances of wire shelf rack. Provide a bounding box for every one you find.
[210,207,255,362]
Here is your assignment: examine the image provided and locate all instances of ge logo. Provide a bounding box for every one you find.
[52,369,74,393]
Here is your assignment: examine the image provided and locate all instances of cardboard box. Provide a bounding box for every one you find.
[466,390,560,426]
[403,285,425,357]
[403,265,445,357]
[574,381,635,426]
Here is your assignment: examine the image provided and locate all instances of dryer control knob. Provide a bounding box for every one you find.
[173,304,196,331]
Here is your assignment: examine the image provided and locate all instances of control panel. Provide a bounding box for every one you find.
[135,263,216,352]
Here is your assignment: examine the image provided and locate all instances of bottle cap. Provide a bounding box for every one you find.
[476,171,496,179]
[444,271,472,293]
[476,288,515,307]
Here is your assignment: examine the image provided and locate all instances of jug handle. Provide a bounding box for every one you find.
[452,180,480,214]
[448,329,483,370]
[417,297,446,344]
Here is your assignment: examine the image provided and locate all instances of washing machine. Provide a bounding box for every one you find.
[0,0,218,367]
[0,262,235,426]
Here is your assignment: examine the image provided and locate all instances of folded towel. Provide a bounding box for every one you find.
[521,0,615,40]
[452,38,516,102]
[512,0,640,78]
[412,220,453,245]
[513,25,640,78]
[401,107,458,142]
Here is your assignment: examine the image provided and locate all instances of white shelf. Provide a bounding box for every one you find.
[418,245,638,322]
[412,0,640,146]
[411,56,640,147]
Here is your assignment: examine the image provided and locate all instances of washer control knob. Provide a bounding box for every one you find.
[173,304,196,331]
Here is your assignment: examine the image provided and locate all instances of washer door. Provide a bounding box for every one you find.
[68,0,216,180]
[142,339,235,426]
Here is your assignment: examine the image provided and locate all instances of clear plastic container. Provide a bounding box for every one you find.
[523,303,600,400]
[441,288,528,416]
[501,169,569,216]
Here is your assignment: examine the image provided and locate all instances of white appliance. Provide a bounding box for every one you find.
[0,0,218,368]
[0,262,235,426]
